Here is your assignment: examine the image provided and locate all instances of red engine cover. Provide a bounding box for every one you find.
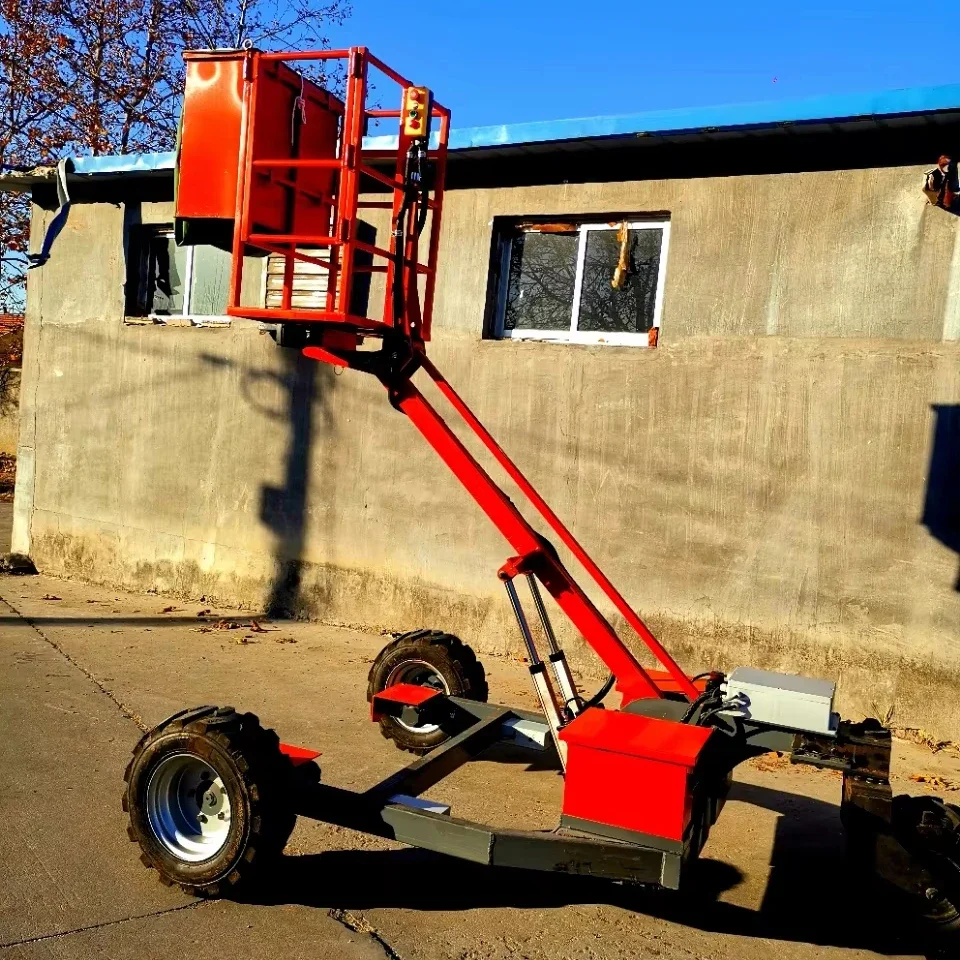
[559,708,713,843]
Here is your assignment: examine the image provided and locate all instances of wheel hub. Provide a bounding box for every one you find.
[385,659,449,734]
[145,753,233,862]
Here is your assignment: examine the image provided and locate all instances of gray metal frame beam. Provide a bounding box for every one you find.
[369,703,513,801]
[293,694,684,888]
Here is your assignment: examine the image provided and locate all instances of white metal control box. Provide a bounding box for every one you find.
[721,667,838,736]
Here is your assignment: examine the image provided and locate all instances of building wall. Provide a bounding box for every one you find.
[13,164,960,738]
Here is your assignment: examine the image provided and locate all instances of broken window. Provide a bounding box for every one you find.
[502,231,579,332]
[491,218,670,345]
[125,224,232,319]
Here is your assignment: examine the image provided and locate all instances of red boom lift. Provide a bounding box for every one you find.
[123,47,960,952]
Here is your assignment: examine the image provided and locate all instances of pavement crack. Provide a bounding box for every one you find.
[0,593,148,732]
[329,907,404,960]
[0,901,206,949]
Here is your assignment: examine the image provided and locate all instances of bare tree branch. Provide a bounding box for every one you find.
[0,0,351,309]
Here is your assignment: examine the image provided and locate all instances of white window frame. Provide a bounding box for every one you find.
[145,229,231,325]
[496,219,671,346]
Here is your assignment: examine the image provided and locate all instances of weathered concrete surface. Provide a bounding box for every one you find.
[434,166,960,342]
[4,571,955,959]
[0,579,385,960]
[13,167,960,740]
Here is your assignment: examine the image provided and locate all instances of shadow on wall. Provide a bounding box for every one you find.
[922,404,960,591]
[259,347,322,617]
[195,346,335,618]
[256,220,377,617]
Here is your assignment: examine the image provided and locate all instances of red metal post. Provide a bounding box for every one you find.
[419,355,699,701]
[228,51,257,312]
[389,376,665,705]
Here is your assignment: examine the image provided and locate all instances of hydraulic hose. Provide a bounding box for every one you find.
[392,141,429,325]
[581,673,615,711]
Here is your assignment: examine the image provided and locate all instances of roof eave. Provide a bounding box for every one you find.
[0,166,56,192]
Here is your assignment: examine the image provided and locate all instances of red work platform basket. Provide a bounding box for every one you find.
[176,47,450,342]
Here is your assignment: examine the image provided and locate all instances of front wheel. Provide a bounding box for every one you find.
[366,629,488,754]
[122,705,297,897]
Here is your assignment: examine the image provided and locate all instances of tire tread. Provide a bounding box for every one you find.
[123,706,297,898]
[366,629,488,754]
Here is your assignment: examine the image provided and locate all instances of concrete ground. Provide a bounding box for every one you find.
[1,573,958,960]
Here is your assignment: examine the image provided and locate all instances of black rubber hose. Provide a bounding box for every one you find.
[681,688,720,723]
[581,673,615,711]
[391,192,413,323]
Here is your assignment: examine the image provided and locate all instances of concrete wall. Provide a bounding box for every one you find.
[14,164,960,738]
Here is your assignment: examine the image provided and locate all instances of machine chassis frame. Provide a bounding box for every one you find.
[286,691,899,894]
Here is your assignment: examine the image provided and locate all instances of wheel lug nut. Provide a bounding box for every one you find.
[199,814,208,824]
[218,812,226,820]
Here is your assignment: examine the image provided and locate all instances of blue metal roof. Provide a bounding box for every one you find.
[441,82,960,151]
[65,81,960,177]
[71,152,174,175]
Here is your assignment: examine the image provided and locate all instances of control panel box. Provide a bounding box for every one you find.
[721,667,838,736]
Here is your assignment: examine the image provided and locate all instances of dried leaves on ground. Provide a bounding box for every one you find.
[895,727,960,757]
[196,618,272,636]
[909,774,960,792]
[0,452,15,502]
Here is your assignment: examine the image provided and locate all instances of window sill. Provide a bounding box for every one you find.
[498,328,658,347]
[123,315,233,328]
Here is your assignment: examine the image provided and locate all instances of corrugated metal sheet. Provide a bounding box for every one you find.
[71,153,176,175]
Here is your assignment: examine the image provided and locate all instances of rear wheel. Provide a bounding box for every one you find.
[892,796,960,949]
[123,705,297,897]
[366,629,487,754]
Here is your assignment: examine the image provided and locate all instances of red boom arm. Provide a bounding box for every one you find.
[207,44,698,705]
[307,342,698,705]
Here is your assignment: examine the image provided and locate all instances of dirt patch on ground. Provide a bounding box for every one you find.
[0,452,15,502]
[748,751,843,778]
[0,452,14,502]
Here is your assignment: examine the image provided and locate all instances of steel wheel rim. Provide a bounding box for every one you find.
[385,659,449,733]
[145,752,233,862]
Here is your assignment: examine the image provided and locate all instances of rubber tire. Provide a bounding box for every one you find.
[891,796,960,950]
[122,705,297,898]
[366,629,488,754]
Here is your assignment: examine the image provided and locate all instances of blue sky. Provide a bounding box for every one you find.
[327,2,954,128]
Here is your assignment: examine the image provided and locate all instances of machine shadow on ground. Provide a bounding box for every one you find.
[242,779,923,957]
[254,219,378,620]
